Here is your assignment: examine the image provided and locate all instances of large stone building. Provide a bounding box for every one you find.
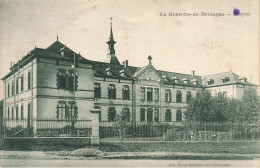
[1,21,257,124]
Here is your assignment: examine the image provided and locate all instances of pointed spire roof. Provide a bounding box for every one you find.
[105,17,120,65]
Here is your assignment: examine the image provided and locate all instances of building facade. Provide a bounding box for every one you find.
[1,22,257,124]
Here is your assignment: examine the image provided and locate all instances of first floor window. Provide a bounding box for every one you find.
[7,107,10,120]
[186,91,192,103]
[154,109,159,122]
[140,87,145,100]
[12,81,14,96]
[147,87,153,101]
[28,72,31,90]
[11,107,14,120]
[165,89,172,102]
[16,78,19,94]
[108,84,116,99]
[176,90,182,103]
[7,83,10,97]
[154,88,159,101]
[165,109,171,122]
[57,69,78,91]
[176,110,182,122]
[122,85,130,100]
[140,108,145,122]
[108,107,116,122]
[21,75,24,92]
[147,108,153,122]
[57,69,66,90]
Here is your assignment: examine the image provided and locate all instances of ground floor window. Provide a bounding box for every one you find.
[147,108,153,122]
[140,108,145,122]
[165,109,171,122]
[108,107,116,122]
[154,109,159,122]
[122,107,130,121]
[56,101,78,119]
[176,109,182,122]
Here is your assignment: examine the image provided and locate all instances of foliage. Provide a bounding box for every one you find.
[184,89,260,123]
[70,148,104,157]
[113,109,131,140]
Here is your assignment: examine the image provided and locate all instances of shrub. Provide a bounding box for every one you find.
[70,148,104,157]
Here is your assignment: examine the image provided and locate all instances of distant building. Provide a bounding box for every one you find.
[1,20,257,125]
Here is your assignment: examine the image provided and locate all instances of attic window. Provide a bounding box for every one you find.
[172,77,179,83]
[239,77,247,83]
[182,78,189,84]
[191,79,198,85]
[162,75,167,81]
[105,67,112,76]
[208,79,214,85]
[120,69,126,77]
[222,77,230,83]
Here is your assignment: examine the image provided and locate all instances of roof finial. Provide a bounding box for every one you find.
[148,55,152,65]
[57,34,59,41]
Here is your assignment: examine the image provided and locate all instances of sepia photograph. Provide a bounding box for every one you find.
[0,0,259,167]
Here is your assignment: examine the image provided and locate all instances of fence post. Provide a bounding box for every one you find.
[90,109,100,146]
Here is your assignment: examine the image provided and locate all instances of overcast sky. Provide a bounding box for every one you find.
[0,0,259,100]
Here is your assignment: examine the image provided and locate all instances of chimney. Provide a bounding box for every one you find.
[123,60,128,68]
[191,70,195,77]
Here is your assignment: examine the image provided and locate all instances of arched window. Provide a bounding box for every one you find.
[94,83,101,98]
[122,85,130,100]
[186,91,192,103]
[176,90,182,103]
[122,107,130,121]
[108,107,116,122]
[176,110,182,122]
[165,109,172,122]
[165,89,172,102]
[28,71,31,90]
[108,84,116,99]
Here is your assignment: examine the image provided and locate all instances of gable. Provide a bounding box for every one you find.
[136,66,161,81]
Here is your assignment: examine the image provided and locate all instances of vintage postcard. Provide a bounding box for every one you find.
[0,0,259,167]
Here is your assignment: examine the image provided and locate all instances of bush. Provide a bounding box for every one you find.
[70,148,104,157]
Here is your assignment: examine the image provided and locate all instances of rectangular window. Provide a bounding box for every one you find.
[165,89,172,102]
[12,81,14,96]
[68,103,77,118]
[165,109,172,122]
[16,78,19,94]
[28,72,31,90]
[108,84,116,99]
[140,108,145,122]
[147,87,153,101]
[21,105,24,120]
[57,102,66,119]
[21,75,24,92]
[140,87,145,100]
[122,85,130,100]
[154,109,159,122]
[57,70,78,91]
[147,108,153,122]
[176,90,182,103]
[7,83,10,97]
[154,88,159,101]
[186,91,192,103]
[176,110,182,122]
[94,83,101,98]
[57,70,66,90]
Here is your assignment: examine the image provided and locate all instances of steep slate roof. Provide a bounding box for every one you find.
[202,71,256,87]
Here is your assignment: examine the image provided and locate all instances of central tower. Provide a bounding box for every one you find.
[105,18,121,65]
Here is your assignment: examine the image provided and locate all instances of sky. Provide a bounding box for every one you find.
[0,0,259,100]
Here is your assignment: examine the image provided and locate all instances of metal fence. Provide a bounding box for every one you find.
[2,117,92,137]
[99,121,260,142]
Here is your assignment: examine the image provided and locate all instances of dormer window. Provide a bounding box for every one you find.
[120,69,126,77]
[105,67,112,76]
[208,79,214,85]
[162,75,167,81]
[191,79,198,85]
[239,76,247,83]
[182,78,189,84]
[222,77,230,83]
[172,77,179,83]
